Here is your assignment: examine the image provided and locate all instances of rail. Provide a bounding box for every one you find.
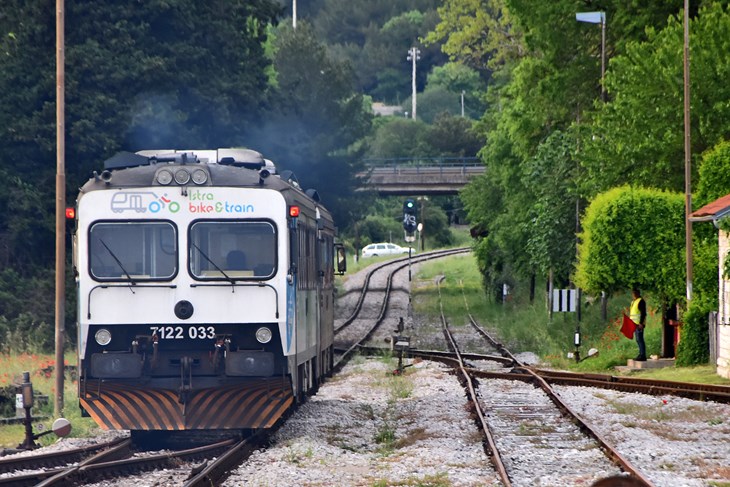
[362,157,481,171]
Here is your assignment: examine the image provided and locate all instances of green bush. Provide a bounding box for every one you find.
[575,185,685,302]
[0,266,76,354]
[676,302,711,366]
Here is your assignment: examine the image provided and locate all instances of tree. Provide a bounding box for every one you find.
[690,140,730,312]
[695,140,730,208]
[433,0,714,302]
[425,0,522,73]
[523,131,578,284]
[311,0,446,102]
[0,0,282,185]
[579,3,730,196]
[366,118,432,159]
[253,22,373,226]
[454,0,609,295]
[425,62,487,118]
[420,202,454,248]
[0,0,282,350]
[404,86,461,124]
[425,114,482,156]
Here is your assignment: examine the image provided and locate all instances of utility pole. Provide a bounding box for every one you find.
[601,13,606,101]
[55,0,66,416]
[407,47,420,120]
[292,0,297,29]
[684,0,693,302]
[460,91,465,117]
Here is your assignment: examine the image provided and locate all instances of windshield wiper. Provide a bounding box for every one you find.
[98,238,137,288]
[191,243,236,289]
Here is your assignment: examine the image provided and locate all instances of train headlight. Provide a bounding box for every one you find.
[174,169,191,185]
[191,169,208,185]
[95,328,112,346]
[156,169,173,185]
[255,327,272,344]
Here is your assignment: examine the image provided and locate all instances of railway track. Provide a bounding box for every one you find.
[434,277,655,486]
[229,252,728,486]
[333,247,470,368]
[4,249,727,485]
[0,249,467,486]
[0,436,242,486]
[332,251,727,485]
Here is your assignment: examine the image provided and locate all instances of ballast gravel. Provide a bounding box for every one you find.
[556,385,730,487]
[225,259,730,486]
[5,255,729,486]
[222,355,730,487]
[225,359,497,486]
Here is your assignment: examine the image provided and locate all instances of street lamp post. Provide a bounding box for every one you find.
[574,11,606,325]
[407,47,420,120]
[576,11,606,101]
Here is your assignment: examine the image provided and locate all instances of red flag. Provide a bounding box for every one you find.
[621,313,636,339]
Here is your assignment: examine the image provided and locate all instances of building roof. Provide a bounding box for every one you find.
[372,102,403,116]
[690,193,730,222]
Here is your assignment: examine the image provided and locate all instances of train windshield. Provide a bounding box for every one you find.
[189,220,277,280]
[89,221,177,281]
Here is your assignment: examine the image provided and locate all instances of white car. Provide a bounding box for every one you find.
[361,242,414,258]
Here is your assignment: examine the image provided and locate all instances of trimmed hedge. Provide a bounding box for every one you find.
[575,185,685,302]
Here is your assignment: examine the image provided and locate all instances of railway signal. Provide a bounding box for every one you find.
[403,199,417,235]
[402,199,417,280]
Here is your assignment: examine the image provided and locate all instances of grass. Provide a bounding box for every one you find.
[0,352,100,448]
[366,355,435,456]
[629,364,730,384]
[339,226,472,286]
[4,241,727,447]
[412,253,730,386]
[283,441,315,464]
[371,472,453,487]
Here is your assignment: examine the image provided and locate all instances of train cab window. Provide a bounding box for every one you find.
[189,221,277,280]
[89,221,177,281]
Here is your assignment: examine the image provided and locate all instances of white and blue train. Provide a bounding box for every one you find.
[72,148,345,431]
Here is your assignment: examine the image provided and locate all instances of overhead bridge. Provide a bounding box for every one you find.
[359,157,484,195]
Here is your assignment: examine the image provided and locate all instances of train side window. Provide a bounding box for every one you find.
[335,243,346,275]
[89,221,177,281]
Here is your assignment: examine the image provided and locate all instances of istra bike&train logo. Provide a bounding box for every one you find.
[110,192,180,213]
[109,190,254,214]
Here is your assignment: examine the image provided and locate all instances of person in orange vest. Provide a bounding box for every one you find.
[630,288,647,361]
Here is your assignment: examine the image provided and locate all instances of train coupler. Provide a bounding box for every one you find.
[178,356,194,404]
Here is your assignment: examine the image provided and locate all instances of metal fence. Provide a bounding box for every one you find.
[362,157,482,169]
[710,310,718,364]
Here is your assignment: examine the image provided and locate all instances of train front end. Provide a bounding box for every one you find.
[74,150,299,431]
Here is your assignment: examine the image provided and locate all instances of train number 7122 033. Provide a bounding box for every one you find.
[150,325,216,339]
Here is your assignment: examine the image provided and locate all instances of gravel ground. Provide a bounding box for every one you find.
[5,256,729,486]
[222,356,730,486]
[329,258,730,486]
[225,359,497,486]
[556,385,730,487]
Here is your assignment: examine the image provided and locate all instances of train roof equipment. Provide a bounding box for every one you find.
[89,148,320,198]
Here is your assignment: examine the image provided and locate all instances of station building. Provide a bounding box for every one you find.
[690,194,730,379]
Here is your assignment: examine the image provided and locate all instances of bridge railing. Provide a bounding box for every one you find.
[362,157,482,172]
